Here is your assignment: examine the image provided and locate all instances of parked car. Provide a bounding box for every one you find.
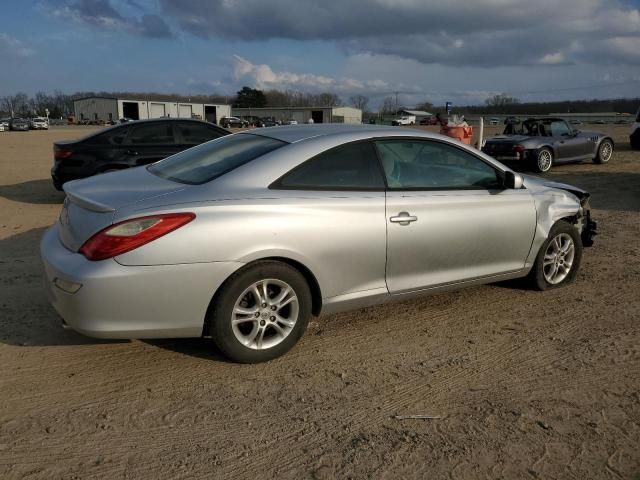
[391,116,416,126]
[630,107,640,150]
[286,119,298,125]
[9,118,30,131]
[30,117,49,130]
[0,124,5,132]
[260,117,278,127]
[489,117,500,125]
[221,116,249,128]
[41,124,596,363]
[482,117,614,173]
[0,118,10,129]
[51,118,230,190]
[419,116,438,126]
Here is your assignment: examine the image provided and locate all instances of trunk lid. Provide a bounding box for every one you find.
[59,166,186,251]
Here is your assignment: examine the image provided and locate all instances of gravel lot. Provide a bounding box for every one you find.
[0,124,638,479]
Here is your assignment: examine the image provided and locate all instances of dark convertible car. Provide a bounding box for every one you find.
[482,117,614,173]
[52,118,229,190]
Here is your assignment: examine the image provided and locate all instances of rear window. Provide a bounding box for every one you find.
[148,133,286,184]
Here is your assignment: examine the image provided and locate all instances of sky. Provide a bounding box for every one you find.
[1,0,640,108]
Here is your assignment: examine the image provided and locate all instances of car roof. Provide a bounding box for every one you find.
[248,124,420,143]
[124,117,217,125]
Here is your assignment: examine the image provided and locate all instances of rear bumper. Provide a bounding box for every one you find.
[40,225,243,339]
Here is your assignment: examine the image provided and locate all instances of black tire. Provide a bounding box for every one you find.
[529,220,583,291]
[208,260,312,363]
[533,147,553,173]
[594,139,613,164]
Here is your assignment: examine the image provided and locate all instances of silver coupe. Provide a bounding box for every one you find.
[41,125,597,362]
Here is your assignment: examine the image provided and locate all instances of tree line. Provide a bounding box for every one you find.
[1,87,638,118]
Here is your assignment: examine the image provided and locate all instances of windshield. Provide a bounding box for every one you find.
[148,133,287,184]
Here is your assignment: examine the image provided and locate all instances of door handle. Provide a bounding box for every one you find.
[390,212,418,225]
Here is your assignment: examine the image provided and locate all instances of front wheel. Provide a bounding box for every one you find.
[529,221,583,291]
[533,147,553,173]
[209,261,312,363]
[594,139,613,164]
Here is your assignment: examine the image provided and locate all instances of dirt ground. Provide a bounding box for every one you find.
[0,124,638,479]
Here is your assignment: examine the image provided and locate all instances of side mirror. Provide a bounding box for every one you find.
[504,171,524,189]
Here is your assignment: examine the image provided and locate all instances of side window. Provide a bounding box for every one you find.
[275,142,384,190]
[178,123,222,145]
[375,140,501,190]
[550,121,571,137]
[128,123,174,144]
[90,126,129,145]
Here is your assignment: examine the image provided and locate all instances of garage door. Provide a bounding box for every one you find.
[179,104,193,118]
[150,103,166,118]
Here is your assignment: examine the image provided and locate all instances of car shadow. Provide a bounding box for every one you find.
[143,338,235,363]
[0,226,128,347]
[0,179,65,205]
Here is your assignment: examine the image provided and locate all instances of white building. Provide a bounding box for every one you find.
[231,106,362,124]
[73,97,231,124]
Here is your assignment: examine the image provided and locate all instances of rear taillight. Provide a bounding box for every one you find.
[512,144,526,153]
[79,213,195,261]
[54,146,74,159]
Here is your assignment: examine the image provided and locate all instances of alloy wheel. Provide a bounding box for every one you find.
[543,233,575,285]
[538,150,553,172]
[600,141,612,162]
[231,279,299,350]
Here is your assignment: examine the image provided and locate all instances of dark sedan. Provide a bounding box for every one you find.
[482,117,614,173]
[9,118,30,131]
[51,118,229,190]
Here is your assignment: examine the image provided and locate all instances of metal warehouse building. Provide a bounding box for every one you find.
[73,97,231,124]
[231,106,362,124]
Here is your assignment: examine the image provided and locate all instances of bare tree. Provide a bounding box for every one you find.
[485,93,519,107]
[380,96,397,114]
[349,95,369,112]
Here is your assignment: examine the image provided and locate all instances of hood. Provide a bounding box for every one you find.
[522,174,589,200]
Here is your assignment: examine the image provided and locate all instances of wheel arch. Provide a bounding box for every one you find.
[202,256,323,337]
[597,136,614,150]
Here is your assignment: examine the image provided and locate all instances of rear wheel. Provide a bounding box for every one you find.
[594,139,613,164]
[209,261,312,363]
[529,221,583,291]
[533,147,553,173]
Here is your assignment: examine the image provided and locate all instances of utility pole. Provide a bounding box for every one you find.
[394,91,399,115]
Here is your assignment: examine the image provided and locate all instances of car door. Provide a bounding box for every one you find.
[124,121,182,166]
[174,121,226,150]
[376,138,537,294]
[270,141,388,300]
[549,120,587,161]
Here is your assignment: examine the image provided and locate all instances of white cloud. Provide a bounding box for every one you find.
[539,52,566,65]
[232,55,391,93]
[0,33,34,58]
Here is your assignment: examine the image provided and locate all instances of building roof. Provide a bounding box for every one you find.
[232,106,342,110]
[73,95,229,105]
[400,109,433,116]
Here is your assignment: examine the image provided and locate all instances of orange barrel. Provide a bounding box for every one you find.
[439,125,473,145]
